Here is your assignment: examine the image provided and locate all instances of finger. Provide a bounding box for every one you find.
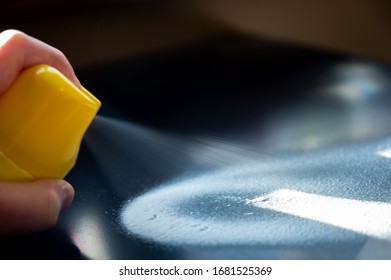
[0,29,81,94]
[0,179,74,236]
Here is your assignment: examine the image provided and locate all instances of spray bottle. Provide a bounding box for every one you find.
[0,64,101,181]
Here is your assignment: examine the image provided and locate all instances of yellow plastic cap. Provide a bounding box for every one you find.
[0,64,101,181]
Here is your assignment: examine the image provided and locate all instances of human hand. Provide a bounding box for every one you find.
[0,30,77,236]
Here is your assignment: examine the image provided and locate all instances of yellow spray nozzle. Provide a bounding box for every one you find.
[0,64,101,181]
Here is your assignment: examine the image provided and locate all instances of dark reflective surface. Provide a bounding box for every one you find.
[3,35,391,259]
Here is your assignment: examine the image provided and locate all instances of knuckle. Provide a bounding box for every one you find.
[0,29,27,46]
[52,48,67,61]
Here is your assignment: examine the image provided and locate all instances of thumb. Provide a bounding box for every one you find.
[0,179,74,236]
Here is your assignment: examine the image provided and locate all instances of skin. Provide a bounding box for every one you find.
[0,30,77,236]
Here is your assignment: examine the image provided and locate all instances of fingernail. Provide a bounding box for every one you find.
[55,180,75,209]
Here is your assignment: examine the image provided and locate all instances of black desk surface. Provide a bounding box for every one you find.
[2,35,391,259]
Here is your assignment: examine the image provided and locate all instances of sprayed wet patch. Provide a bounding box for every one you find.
[119,136,391,246]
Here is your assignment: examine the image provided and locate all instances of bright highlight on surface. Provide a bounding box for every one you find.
[330,62,388,102]
[71,212,111,259]
[376,148,391,159]
[248,189,391,241]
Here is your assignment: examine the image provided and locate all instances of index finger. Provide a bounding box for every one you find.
[0,29,80,94]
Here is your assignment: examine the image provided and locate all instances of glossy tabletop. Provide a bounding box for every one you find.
[2,36,391,259]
